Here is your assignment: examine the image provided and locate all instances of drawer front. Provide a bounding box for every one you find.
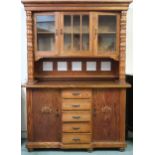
[63,123,91,133]
[62,111,91,122]
[62,133,91,144]
[62,99,91,110]
[62,89,92,99]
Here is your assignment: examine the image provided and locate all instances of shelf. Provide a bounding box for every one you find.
[37,32,55,34]
[35,53,119,61]
[35,74,118,79]
[98,32,116,34]
[23,81,131,89]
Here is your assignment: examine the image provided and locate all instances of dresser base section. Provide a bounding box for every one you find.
[26,141,126,150]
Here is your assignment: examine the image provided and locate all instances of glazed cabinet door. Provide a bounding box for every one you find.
[29,89,61,142]
[34,12,60,60]
[60,12,93,56]
[94,13,120,59]
[93,89,120,141]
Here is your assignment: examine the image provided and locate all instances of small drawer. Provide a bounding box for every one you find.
[62,133,91,144]
[62,89,92,99]
[63,123,91,133]
[62,111,91,122]
[62,99,91,111]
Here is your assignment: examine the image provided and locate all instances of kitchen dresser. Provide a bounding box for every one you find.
[22,0,132,152]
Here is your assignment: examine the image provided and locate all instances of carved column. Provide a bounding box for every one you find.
[119,11,127,82]
[26,11,34,83]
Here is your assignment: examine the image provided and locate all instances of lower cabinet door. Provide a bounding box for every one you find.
[30,89,61,142]
[93,89,120,141]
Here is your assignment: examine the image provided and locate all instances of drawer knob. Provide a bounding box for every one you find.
[72,138,80,141]
[72,104,80,108]
[72,116,81,119]
[72,92,80,96]
[72,127,80,130]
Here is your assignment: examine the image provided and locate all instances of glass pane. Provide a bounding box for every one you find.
[64,15,71,33]
[64,34,71,51]
[86,61,96,71]
[73,34,80,50]
[36,15,55,51]
[37,34,55,51]
[37,15,55,33]
[72,61,82,71]
[43,62,53,71]
[82,15,89,33]
[57,62,68,71]
[82,34,89,50]
[98,15,116,33]
[73,15,80,33]
[98,34,116,52]
[101,61,111,71]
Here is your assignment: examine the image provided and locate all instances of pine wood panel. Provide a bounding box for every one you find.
[31,89,61,142]
[93,89,120,141]
[27,89,33,141]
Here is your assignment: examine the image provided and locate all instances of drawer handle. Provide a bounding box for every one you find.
[72,127,80,130]
[72,92,80,96]
[72,138,80,141]
[72,104,80,108]
[72,116,81,119]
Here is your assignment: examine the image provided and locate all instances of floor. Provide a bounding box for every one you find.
[21,139,133,155]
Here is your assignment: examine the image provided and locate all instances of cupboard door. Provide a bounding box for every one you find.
[94,13,119,56]
[31,89,61,142]
[60,13,92,56]
[93,89,120,141]
[34,13,59,59]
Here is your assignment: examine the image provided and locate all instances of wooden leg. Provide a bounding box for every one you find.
[28,148,33,152]
[88,148,93,153]
[119,148,125,152]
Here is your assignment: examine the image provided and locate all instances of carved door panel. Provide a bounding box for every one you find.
[31,89,61,142]
[93,89,120,141]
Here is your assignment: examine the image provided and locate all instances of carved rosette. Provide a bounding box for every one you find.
[26,11,34,83]
[101,105,112,122]
[119,11,127,82]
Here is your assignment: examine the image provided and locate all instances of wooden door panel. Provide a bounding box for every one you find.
[93,89,120,141]
[32,89,61,142]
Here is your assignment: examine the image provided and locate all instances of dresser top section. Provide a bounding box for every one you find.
[22,0,133,4]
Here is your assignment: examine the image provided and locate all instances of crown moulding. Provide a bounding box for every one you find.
[22,0,133,4]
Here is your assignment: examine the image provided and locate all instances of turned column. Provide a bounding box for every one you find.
[26,11,35,83]
[119,11,127,82]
